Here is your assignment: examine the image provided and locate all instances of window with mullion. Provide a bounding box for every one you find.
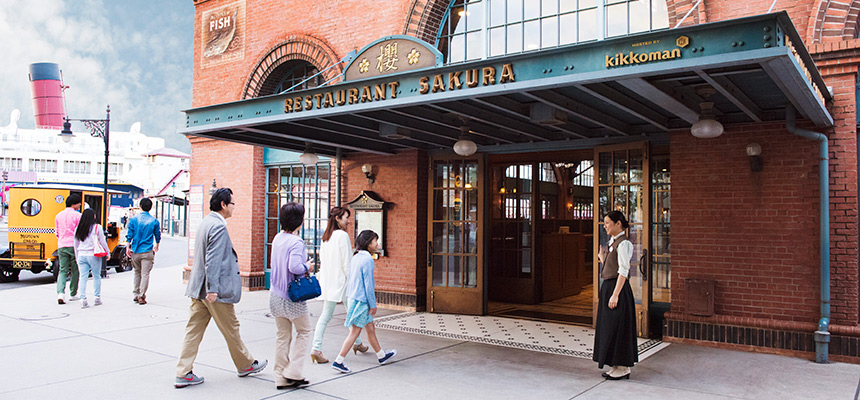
[439,0,669,63]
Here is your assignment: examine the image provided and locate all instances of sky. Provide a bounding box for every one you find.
[0,0,194,152]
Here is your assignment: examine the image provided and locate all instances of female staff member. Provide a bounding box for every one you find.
[310,207,368,364]
[593,210,638,380]
[269,203,313,389]
[73,209,108,309]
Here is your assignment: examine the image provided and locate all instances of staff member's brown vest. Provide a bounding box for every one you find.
[601,234,628,280]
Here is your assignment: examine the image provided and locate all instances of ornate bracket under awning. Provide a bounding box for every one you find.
[181,12,832,156]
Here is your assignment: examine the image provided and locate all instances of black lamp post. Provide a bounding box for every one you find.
[59,106,111,272]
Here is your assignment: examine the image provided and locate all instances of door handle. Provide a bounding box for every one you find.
[639,248,648,280]
[427,241,433,267]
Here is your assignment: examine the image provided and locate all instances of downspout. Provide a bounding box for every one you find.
[786,105,830,363]
[336,147,342,207]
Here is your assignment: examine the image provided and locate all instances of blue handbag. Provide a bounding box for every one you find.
[288,266,321,302]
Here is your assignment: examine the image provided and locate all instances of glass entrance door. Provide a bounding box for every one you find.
[594,142,650,337]
[428,156,483,314]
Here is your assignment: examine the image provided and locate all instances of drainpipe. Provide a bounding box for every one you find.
[336,147,342,207]
[786,105,830,363]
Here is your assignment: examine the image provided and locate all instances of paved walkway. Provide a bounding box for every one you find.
[0,263,858,399]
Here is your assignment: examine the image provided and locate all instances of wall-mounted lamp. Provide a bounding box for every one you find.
[299,143,319,165]
[209,179,217,195]
[361,163,375,184]
[691,87,724,139]
[746,143,762,172]
[454,125,477,156]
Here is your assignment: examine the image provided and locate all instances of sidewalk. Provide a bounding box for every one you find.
[0,263,857,399]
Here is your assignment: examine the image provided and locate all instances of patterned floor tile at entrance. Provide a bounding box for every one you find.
[375,312,668,360]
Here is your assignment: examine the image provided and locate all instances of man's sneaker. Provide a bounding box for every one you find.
[81,300,89,309]
[331,361,350,373]
[378,349,397,365]
[94,297,102,306]
[137,297,147,305]
[175,372,204,388]
[57,293,66,305]
[237,359,267,377]
[68,295,80,301]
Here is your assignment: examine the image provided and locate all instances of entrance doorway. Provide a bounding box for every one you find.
[594,142,650,337]
[427,155,484,315]
[486,151,595,325]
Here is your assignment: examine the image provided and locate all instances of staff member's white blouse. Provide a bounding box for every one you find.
[319,229,353,303]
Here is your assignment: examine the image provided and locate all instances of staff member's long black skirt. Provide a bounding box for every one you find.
[592,277,638,368]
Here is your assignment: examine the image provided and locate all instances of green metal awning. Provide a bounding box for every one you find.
[180,12,832,156]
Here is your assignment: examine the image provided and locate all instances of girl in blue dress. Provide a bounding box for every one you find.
[331,230,396,373]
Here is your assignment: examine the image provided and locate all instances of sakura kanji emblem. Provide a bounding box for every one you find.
[376,42,399,72]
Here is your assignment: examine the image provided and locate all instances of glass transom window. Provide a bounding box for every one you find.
[437,0,669,63]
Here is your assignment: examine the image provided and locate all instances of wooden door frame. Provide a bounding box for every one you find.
[426,154,486,315]
[593,142,651,337]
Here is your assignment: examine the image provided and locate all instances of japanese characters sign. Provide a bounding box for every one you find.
[344,35,442,81]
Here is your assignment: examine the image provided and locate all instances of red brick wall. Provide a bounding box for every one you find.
[342,150,428,299]
[671,125,820,323]
[192,0,415,107]
[187,136,266,288]
[818,71,859,324]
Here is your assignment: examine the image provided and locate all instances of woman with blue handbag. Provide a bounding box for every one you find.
[330,230,396,373]
[269,202,314,389]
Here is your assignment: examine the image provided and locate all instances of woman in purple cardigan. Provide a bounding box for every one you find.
[269,202,312,389]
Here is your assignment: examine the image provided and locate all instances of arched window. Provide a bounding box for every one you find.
[436,0,669,63]
[273,61,322,94]
[255,60,323,97]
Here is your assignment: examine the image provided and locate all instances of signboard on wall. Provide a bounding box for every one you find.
[200,0,245,68]
[343,35,443,82]
[187,185,204,264]
[347,191,389,257]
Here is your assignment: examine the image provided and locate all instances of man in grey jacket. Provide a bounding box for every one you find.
[174,188,267,388]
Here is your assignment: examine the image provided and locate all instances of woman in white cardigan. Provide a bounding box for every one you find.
[310,207,369,363]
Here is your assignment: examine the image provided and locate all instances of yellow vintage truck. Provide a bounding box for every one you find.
[0,184,132,282]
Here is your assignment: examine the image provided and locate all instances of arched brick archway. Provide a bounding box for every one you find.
[808,0,860,43]
[402,0,458,44]
[242,35,341,99]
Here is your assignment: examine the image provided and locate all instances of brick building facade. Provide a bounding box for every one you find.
[185,0,860,361]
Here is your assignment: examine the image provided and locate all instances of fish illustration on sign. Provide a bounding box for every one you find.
[204,8,237,58]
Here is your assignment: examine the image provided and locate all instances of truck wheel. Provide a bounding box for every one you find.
[0,268,20,283]
[116,252,133,273]
[52,265,59,282]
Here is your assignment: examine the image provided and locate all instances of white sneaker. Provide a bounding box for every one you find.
[81,300,89,309]
[57,293,66,305]
[94,297,102,306]
[68,295,80,301]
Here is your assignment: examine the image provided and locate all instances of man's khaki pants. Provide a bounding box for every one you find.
[131,251,154,299]
[176,298,255,377]
[274,315,312,384]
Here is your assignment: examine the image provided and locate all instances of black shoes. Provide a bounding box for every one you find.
[277,378,309,389]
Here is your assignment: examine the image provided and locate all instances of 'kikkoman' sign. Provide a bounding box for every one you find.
[284,63,515,113]
[605,35,689,68]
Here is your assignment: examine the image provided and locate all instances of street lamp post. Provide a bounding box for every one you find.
[59,106,111,273]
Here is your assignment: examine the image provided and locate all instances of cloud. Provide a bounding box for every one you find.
[0,0,193,151]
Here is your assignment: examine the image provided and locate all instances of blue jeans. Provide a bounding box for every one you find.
[312,300,361,351]
[77,255,103,300]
